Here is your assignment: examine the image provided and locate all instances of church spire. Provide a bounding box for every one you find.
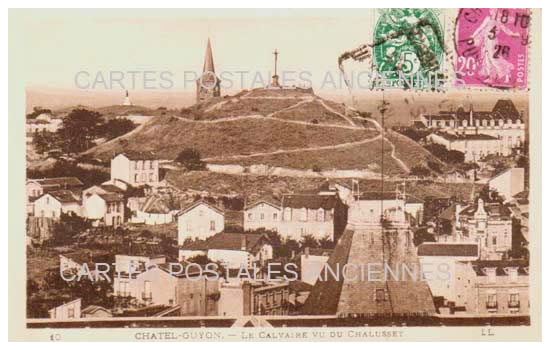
[203,38,215,73]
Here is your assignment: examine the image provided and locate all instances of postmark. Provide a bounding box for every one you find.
[373,8,445,87]
[455,8,530,89]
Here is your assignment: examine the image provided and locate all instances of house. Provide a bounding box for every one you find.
[26,177,83,202]
[488,167,525,201]
[177,200,224,245]
[243,198,281,232]
[278,194,347,241]
[82,192,125,227]
[26,113,63,134]
[179,232,273,269]
[453,260,529,315]
[456,198,513,260]
[81,305,112,318]
[59,251,112,281]
[348,192,409,227]
[113,246,167,300]
[110,151,160,186]
[218,281,290,317]
[33,190,81,218]
[417,243,479,304]
[48,298,81,320]
[419,100,525,157]
[132,195,179,225]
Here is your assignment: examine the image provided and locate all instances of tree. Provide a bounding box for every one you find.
[410,165,431,178]
[100,118,137,140]
[176,147,206,170]
[33,130,58,154]
[300,234,320,249]
[57,108,103,153]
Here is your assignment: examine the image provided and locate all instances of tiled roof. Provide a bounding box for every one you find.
[100,184,125,193]
[417,243,478,257]
[182,233,269,253]
[244,197,281,211]
[48,190,79,203]
[118,150,158,160]
[282,194,339,209]
[459,200,511,217]
[432,131,498,141]
[29,177,83,188]
[303,227,436,316]
[97,192,124,203]
[424,100,522,122]
[177,199,224,217]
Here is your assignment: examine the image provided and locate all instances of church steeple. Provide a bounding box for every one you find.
[203,38,216,74]
[196,38,221,103]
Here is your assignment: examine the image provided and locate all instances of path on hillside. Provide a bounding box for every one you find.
[173,112,366,130]
[203,135,383,161]
[317,99,357,127]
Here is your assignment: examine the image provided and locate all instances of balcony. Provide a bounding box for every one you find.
[141,292,152,301]
[508,300,520,309]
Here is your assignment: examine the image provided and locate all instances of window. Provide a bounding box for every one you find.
[273,212,278,220]
[375,288,386,302]
[68,307,75,318]
[260,213,265,220]
[317,209,325,222]
[150,161,154,169]
[134,174,138,183]
[509,293,520,308]
[210,220,216,231]
[487,293,497,309]
[300,208,307,222]
[248,212,253,221]
[492,236,497,246]
[149,173,155,182]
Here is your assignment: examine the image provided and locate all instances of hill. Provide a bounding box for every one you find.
[84,88,441,175]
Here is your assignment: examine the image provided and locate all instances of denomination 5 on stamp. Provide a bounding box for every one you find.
[455,8,530,89]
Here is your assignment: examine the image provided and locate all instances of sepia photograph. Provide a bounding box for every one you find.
[8,6,542,342]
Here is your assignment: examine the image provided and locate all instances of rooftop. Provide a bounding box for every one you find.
[281,194,340,210]
[417,243,478,257]
[181,232,270,253]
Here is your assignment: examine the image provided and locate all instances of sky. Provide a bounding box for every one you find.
[15,9,528,113]
[18,9,377,92]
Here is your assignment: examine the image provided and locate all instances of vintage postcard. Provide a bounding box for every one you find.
[8,8,542,341]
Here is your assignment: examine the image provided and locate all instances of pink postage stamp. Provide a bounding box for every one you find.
[455,8,530,89]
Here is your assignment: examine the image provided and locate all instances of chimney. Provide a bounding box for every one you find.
[469,104,473,127]
[241,236,247,251]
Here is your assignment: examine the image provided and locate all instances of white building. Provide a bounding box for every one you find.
[179,232,273,269]
[420,100,525,161]
[297,248,332,285]
[488,167,525,202]
[49,298,81,320]
[426,131,500,163]
[417,243,479,303]
[243,199,281,232]
[82,192,125,227]
[26,113,63,134]
[177,200,224,245]
[110,151,159,186]
[33,190,81,218]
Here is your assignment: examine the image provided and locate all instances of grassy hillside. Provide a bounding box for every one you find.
[84,87,439,174]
